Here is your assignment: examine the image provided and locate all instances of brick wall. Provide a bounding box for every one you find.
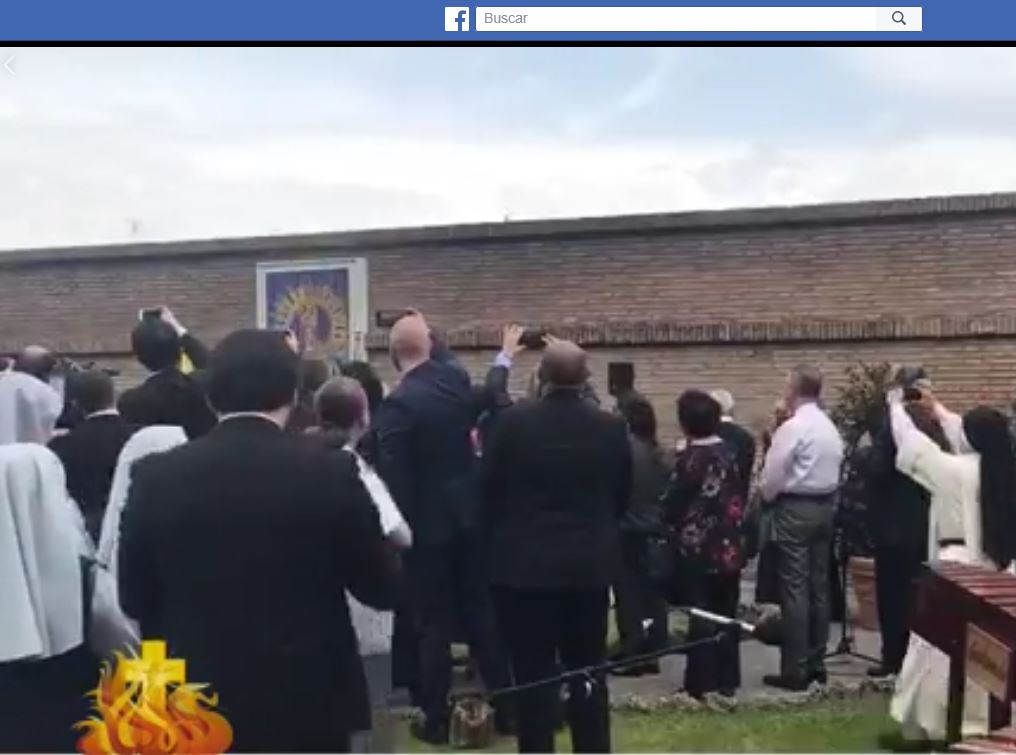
[434,339,1016,442]
[73,336,1016,444]
[5,192,1016,441]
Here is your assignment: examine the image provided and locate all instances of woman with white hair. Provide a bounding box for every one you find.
[0,444,96,752]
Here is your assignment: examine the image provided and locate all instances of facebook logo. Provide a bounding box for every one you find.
[445,7,470,31]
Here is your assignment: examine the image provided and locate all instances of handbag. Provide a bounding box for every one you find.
[450,695,495,750]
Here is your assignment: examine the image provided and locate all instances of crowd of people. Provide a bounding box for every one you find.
[1,305,1015,753]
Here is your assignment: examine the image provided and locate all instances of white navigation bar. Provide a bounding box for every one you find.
[474,6,923,32]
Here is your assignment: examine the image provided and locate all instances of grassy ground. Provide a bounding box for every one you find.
[396,696,899,753]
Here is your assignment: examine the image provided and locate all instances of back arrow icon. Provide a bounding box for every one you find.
[3,56,15,75]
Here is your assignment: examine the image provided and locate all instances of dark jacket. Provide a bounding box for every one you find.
[118,416,400,752]
[865,419,930,551]
[49,413,137,542]
[619,435,672,536]
[373,343,498,546]
[716,419,757,500]
[118,333,217,440]
[481,389,633,589]
[475,363,512,452]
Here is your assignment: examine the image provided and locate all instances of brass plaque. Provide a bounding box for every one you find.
[966,624,1013,701]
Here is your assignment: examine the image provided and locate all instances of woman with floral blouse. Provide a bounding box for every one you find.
[662,389,746,699]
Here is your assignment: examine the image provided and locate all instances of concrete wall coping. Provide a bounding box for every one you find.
[12,313,1016,357]
[4,191,1016,267]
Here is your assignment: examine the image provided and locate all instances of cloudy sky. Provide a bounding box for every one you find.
[3,47,1016,249]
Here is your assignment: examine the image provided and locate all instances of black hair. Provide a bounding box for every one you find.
[208,329,300,414]
[618,392,658,446]
[131,319,182,372]
[70,369,116,416]
[963,407,1016,570]
[338,360,385,416]
[677,389,721,440]
[299,359,332,397]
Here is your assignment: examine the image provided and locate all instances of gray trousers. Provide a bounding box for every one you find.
[772,496,836,680]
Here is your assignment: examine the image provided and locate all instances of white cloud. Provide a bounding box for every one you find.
[3,49,1016,250]
[835,47,1016,101]
[5,126,1016,250]
[564,48,683,138]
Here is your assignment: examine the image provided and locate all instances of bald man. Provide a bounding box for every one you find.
[482,340,632,754]
[373,312,510,745]
[13,345,57,383]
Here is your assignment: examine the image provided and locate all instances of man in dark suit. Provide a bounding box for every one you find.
[483,341,633,754]
[710,389,757,499]
[119,329,400,753]
[49,369,136,541]
[864,368,945,678]
[373,312,510,744]
[118,306,217,439]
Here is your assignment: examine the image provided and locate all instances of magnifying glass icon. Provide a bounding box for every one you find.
[892,9,906,25]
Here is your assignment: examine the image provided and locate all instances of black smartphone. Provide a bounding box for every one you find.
[608,362,635,397]
[139,308,162,321]
[518,328,547,350]
[903,386,923,402]
[376,309,415,328]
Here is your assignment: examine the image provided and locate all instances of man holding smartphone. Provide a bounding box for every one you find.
[118,306,217,439]
[864,367,948,678]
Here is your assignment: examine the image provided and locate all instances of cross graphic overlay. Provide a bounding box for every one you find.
[121,641,186,709]
[76,639,232,755]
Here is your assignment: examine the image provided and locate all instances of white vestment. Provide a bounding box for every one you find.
[343,445,411,657]
[0,444,90,662]
[0,371,63,446]
[888,402,993,741]
[90,425,187,659]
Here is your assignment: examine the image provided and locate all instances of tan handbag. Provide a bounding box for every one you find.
[449,695,495,750]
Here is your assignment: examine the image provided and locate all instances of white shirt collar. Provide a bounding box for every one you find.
[218,412,285,429]
[689,435,724,446]
[86,409,119,420]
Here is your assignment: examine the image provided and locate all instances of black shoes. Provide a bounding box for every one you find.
[763,669,827,690]
[867,664,897,679]
[610,660,661,678]
[410,718,450,746]
[494,708,516,738]
[763,674,810,691]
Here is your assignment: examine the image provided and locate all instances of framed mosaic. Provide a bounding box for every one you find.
[255,258,368,359]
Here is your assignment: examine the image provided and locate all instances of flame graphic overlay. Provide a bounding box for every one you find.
[76,641,233,754]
